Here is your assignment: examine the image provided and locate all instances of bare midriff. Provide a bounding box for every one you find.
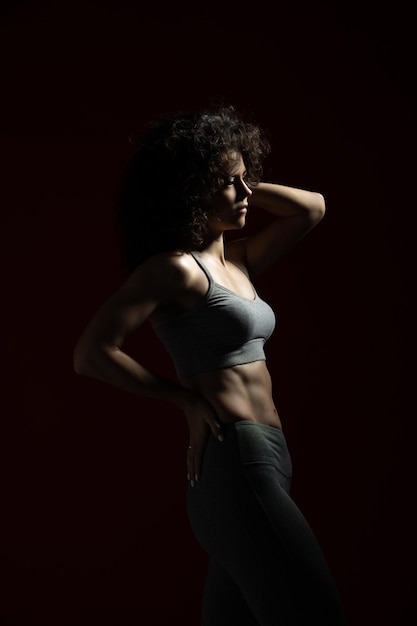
[180,360,282,430]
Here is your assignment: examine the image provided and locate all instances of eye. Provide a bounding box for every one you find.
[223,171,249,188]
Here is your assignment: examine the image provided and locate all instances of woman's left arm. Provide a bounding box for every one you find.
[228,182,326,277]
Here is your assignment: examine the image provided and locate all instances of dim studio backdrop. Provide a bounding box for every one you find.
[1,1,416,625]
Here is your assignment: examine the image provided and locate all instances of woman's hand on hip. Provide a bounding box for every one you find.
[183,394,224,486]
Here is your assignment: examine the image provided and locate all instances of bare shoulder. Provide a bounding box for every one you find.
[124,250,196,301]
[128,250,207,325]
[78,251,196,338]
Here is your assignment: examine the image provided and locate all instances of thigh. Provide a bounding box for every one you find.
[188,453,303,624]
[188,429,348,626]
[201,558,259,626]
[242,461,348,625]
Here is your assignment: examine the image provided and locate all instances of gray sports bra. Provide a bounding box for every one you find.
[150,251,276,379]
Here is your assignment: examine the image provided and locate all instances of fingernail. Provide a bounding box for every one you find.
[218,433,224,442]
[191,479,195,487]
[187,473,190,481]
[195,474,199,482]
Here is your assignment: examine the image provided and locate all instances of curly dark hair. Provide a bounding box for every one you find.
[115,105,271,272]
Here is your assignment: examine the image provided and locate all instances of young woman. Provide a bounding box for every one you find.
[73,105,348,625]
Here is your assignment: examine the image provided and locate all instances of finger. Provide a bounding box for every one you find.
[187,444,204,486]
[193,449,202,484]
[187,445,194,486]
[207,418,224,442]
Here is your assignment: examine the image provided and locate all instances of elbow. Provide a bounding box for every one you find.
[73,337,116,377]
[73,339,96,376]
[311,192,326,223]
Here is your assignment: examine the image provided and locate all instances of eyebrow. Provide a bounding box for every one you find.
[227,167,247,178]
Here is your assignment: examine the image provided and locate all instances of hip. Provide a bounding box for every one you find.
[191,419,293,495]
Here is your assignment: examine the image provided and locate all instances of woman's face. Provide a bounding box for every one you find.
[208,151,252,233]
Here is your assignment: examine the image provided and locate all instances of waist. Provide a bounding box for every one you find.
[181,361,282,430]
[221,413,282,429]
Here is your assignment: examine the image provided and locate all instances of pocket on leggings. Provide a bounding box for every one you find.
[235,422,293,479]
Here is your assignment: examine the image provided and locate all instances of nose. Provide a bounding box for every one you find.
[238,178,252,199]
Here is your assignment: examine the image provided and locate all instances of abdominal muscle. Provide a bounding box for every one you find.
[180,360,283,430]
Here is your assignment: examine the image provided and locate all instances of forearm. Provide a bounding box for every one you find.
[73,343,194,410]
[251,182,325,218]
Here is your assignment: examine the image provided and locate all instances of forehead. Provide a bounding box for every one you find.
[223,150,245,175]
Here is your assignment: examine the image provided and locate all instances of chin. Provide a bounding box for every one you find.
[228,220,246,231]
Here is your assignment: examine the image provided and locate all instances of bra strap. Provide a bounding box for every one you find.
[190,251,213,286]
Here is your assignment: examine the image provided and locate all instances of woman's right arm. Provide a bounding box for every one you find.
[73,253,223,481]
[73,253,193,408]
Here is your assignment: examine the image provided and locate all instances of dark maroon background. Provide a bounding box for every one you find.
[1,1,416,624]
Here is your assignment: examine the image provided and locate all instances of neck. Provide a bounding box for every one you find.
[199,232,226,265]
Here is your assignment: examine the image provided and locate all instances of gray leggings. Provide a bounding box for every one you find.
[187,420,348,626]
